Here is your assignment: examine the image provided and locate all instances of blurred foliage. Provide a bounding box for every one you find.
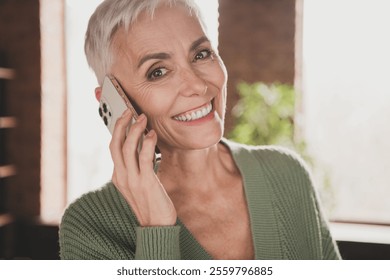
[228,81,304,152]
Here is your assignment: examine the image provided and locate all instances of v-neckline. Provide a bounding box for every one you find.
[177,218,212,259]
[172,139,259,260]
[154,138,280,259]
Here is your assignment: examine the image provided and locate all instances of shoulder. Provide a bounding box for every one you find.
[59,182,138,259]
[60,182,136,237]
[223,138,315,200]
[61,181,135,227]
[223,138,311,178]
[62,182,119,218]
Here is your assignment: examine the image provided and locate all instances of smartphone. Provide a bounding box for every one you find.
[99,75,160,161]
[99,75,139,134]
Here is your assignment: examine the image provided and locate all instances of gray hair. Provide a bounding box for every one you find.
[85,0,205,85]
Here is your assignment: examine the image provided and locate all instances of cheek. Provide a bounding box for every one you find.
[204,59,228,92]
[216,59,228,87]
[131,82,173,116]
[136,90,175,128]
[211,61,228,102]
[212,61,228,117]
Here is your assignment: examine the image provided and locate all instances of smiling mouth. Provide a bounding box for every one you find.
[173,100,213,122]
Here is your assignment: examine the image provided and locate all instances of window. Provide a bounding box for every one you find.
[302,0,390,225]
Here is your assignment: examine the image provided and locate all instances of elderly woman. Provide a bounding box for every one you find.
[59,0,340,260]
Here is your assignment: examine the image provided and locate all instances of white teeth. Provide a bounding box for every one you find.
[174,102,212,122]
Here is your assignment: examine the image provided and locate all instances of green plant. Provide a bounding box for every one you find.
[229,81,300,150]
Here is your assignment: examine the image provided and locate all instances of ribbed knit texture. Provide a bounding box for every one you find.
[59,139,340,260]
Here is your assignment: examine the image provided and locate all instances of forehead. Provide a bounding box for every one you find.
[112,4,206,60]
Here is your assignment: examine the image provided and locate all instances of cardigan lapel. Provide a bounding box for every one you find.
[178,219,212,260]
[224,139,283,259]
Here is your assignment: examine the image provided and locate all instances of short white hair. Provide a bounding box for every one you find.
[85,0,205,85]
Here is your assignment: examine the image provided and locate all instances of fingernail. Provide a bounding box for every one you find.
[122,109,130,117]
[137,113,146,122]
[147,129,155,137]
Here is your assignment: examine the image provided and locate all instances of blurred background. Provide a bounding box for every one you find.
[0,0,389,259]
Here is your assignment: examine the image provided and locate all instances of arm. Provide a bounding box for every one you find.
[59,190,182,260]
[294,151,341,259]
[293,151,341,260]
[312,192,341,259]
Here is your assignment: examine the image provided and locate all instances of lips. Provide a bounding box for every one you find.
[173,101,213,122]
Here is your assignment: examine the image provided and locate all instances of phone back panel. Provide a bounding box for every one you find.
[99,76,134,134]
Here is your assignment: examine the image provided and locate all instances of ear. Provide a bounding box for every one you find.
[95,87,102,101]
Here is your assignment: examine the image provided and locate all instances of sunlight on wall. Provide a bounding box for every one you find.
[303,0,390,223]
[66,0,219,203]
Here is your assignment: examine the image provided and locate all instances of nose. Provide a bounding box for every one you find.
[178,67,207,97]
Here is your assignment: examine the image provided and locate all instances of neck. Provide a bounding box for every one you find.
[157,141,235,194]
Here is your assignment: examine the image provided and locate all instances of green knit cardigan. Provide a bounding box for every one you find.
[59,139,340,260]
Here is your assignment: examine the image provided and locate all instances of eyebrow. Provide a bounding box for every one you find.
[137,36,210,69]
[137,52,171,69]
[189,36,210,52]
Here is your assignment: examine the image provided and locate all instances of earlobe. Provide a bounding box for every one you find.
[95,87,102,101]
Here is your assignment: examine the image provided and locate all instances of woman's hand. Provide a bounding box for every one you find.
[109,109,177,226]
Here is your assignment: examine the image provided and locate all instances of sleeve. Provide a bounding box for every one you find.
[312,190,342,260]
[59,191,182,260]
[59,205,129,260]
[290,149,342,260]
[291,149,341,260]
[135,226,181,259]
[320,220,341,260]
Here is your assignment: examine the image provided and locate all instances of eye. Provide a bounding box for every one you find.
[193,49,213,62]
[147,67,168,80]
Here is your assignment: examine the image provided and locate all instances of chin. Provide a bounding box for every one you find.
[185,127,224,150]
[158,126,223,152]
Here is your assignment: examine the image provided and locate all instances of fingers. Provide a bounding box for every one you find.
[109,113,176,226]
[94,87,102,101]
[110,109,157,187]
[139,129,158,173]
[109,109,133,171]
[122,113,148,173]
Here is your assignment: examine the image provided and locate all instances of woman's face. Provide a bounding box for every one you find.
[110,4,227,152]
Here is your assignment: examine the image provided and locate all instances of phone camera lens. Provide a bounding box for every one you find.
[99,107,103,117]
[103,116,108,126]
[103,103,108,113]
